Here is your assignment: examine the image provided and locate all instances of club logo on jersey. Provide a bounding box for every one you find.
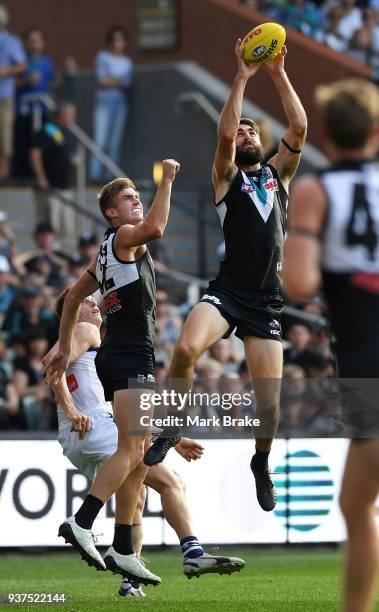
[104,290,121,314]
[269,319,281,336]
[137,374,156,384]
[66,373,79,393]
[241,183,254,194]
[201,294,222,305]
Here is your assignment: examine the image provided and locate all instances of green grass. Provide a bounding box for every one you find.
[0,547,353,612]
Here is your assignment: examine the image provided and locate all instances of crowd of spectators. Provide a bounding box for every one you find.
[237,0,379,67]
[0,4,134,189]
[0,203,345,437]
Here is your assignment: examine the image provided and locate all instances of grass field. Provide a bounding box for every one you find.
[0,547,358,612]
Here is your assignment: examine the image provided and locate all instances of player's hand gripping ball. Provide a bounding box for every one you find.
[240,22,286,65]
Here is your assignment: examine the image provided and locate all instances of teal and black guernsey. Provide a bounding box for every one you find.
[215,164,287,291]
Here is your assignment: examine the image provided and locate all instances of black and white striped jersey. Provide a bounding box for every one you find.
[95,227,156,346]
[215,164,287,292]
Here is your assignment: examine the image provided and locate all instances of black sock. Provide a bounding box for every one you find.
[113,524,133,555]
[74,494,103,530]
[252,447,270,470]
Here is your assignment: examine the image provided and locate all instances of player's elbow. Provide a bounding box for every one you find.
[149,224,164,240]
[292,119,307,139]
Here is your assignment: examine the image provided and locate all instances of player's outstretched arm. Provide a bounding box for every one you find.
[43,267,99,384]
[51,376,92,439]
[213,40,260,191]
[263,46,307,189]
[283,175,327,302]
[116,159,180,249]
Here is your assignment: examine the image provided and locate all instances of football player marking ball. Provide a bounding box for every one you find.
[240,22,286,65]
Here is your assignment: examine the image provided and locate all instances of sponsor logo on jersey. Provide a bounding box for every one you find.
[270,329,280,336]
[66,374,79,393]
[201,294,222,305]
[264,179,279,191]
[104,290,122,314]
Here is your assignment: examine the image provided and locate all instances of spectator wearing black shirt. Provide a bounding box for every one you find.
[2,284,55,344]
[0,335,20,429]
[29,101,77,240]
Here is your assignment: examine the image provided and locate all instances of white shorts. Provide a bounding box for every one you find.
[58,411,117,481]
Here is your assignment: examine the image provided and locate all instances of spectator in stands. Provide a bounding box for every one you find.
[350,7,379,62]
[209,338,238,373]
[0,335,20,429]
[13,27,55,178]
[29,102,77,240]
[322,7,348,52]
[0,4,26,180]
[13,330,53,429]
[90,26,134,181]
[2,284,55,344]
[14,222,68,287]
[77,230,98,266]
[336,0,363,43]
[283,322,312,364]
[156,290,181,357]
[0,255,17,326]
[0,211,15,261]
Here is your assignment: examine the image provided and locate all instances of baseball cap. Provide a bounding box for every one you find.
[0,255,10,273]
[79,231,97,247]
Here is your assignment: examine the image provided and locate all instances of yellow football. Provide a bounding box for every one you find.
[240,22,286,65]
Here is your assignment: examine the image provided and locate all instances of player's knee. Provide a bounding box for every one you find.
[175,340,200,366]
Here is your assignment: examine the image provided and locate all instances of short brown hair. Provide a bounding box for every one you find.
[98,177,136,224]
[315,79,379,149]
[240,118,260,134]
[55,287,71,320]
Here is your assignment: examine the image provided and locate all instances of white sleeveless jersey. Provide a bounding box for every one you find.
[57,349,112,426]
[321,161,379,273]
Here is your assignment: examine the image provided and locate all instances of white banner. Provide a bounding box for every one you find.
[0,439,349,547]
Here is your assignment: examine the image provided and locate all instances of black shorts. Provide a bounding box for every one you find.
[200,279,283,341]
[95,342,155,402]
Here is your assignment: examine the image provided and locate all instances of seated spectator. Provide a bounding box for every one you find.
[0,4,26,180]
[78,230,98,266]
[0,255,17,326]
[208,338,238,373]
[283,323,312,364]
[2,284,55,344]
[349,7,379,62]
[0,334,20,429]
[337,0,363,43]
[13,27,55,178]
[90,26,134,181]
[0,211,15,261]
[322,7,348,52]
[29,102,78,240]
[14,222,68,287]
[13,330,54,429]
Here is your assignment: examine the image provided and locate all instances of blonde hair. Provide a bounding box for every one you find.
[315,78,379,149]
[98,177,136,224]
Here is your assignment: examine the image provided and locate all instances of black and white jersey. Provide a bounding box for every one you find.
[320,160,379,360]
[215,164,287,292]
[95,228,156,346]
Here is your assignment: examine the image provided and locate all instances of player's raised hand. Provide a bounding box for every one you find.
[261,45,286,76]
[162,159,180,181]
[175,437,205,462]
[235,38,260,80]
[42,348,70,385]
[70,412,92,440]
